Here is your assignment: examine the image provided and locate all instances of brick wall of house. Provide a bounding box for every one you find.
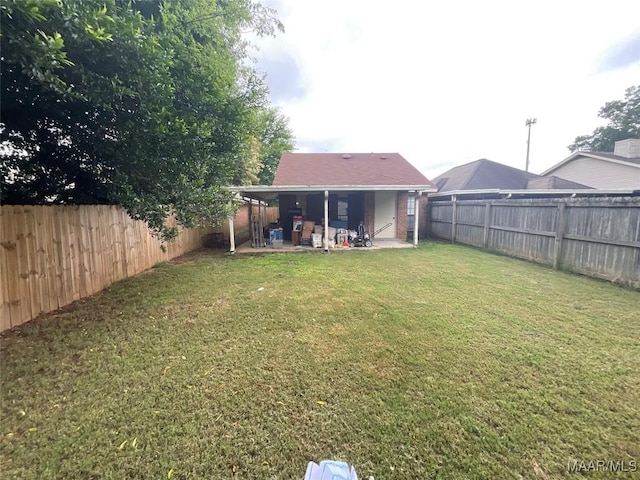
[364,191,375,234]
[396,191,408,241]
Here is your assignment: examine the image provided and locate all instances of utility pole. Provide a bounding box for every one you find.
[525,117,537,172]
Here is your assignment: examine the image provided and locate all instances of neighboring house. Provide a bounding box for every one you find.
[541,139,640,189]
[525,176,591,189]
[433,158,590,193]
[229,152,437,250]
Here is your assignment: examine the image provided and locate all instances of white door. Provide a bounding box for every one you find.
[374,191,396,238]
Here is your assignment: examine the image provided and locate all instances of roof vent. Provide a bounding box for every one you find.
[341,154,352,159]
[380,155,388,160]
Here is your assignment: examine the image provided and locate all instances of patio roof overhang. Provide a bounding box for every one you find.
[228,184,438,201]
[226,185,436,252]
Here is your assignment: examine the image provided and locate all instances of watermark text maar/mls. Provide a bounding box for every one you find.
[567,459,637,473]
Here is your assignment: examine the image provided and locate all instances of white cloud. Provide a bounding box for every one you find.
[257,0,640,179]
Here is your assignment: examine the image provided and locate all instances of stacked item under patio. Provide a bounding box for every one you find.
[301,221,315,246]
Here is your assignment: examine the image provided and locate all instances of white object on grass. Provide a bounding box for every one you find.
[257,287,265,291]
[304,460,358,480]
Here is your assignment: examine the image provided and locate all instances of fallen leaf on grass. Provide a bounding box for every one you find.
[163,366,171,375]
[167,468,173,479]
[316,400,325,406]
[117,440,127,450]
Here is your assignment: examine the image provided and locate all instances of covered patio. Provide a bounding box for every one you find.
[226,185,429,253]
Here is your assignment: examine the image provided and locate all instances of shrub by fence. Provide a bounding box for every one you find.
[428,196,640,289]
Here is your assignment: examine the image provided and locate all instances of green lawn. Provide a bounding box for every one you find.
[1,244,638,479]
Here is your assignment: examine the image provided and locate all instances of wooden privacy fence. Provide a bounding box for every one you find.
[428,196,640,288]
[0,205,217,332]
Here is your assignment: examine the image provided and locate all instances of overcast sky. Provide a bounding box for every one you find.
[250,0,640,180]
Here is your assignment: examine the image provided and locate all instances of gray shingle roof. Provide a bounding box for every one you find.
[526,176,591,189]
[434,159,539,192]
[434,159,593,192]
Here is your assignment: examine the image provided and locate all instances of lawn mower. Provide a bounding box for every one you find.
[348,221,393,247]
[348,222,372,247]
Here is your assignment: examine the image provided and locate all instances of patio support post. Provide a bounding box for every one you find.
[258,200,263,246]
[324,190,329,252]
[228,199,236,253]
[413,191,422,246]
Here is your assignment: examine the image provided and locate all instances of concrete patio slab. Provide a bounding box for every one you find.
[234,238,414,254]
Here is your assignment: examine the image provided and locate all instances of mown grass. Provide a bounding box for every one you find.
[1,243,638,479]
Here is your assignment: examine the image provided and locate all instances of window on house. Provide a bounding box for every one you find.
[337,196,348,223]
[407,193,416,233]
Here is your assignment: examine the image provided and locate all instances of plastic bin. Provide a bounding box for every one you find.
[269,228,283,245]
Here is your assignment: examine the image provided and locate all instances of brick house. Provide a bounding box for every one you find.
[228,152,436,251]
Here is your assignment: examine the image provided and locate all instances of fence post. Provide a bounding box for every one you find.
[483,202,491,248]
[451,195,457,243]
[553,201,566,269]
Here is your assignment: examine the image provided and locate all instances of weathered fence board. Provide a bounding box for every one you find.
[428,197,640,289]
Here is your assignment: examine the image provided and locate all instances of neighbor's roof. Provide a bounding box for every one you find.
[542,151,640,176]
[526,175,591,189]
[433,158,540,192]
[272,152,435,188]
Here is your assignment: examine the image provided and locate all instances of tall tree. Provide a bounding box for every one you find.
[1,0,291,239]
[255,107,295,185]
[568,85,640,152]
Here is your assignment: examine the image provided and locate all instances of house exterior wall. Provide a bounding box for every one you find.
[374,191,397,238]
[549,157,640,189]
[364,192,375,235]
[397,191,408,241]
[397,192,428,241]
